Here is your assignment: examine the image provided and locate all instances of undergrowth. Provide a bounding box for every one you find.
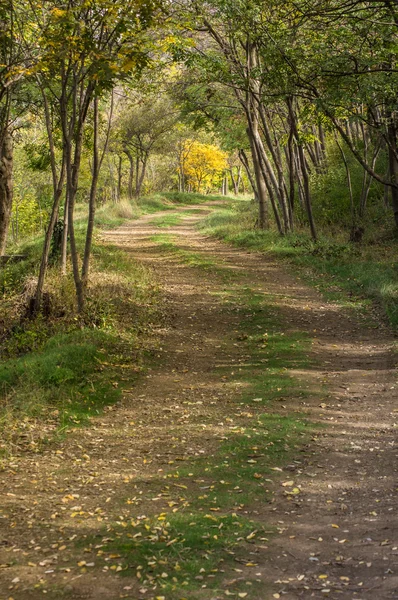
[0,202,162,456]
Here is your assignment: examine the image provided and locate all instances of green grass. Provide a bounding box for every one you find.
[151,234,219,270]
[0,330,121,432]
[200,200,398,329]
[0,211,161,455]
[80,512,263,598]
[150,214,183,228]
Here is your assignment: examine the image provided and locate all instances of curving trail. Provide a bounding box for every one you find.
[0,203,396,600]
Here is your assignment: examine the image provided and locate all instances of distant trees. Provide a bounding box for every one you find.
[115,93,178,199]
[182,140,227,192]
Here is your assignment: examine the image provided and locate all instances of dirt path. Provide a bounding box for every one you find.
[0,203,397,600]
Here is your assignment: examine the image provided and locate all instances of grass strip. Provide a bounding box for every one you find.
[199,200,398,329]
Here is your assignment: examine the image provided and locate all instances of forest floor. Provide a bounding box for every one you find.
[0,201,397,600]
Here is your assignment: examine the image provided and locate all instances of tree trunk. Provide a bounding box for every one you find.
[60,192,69,275]
[387,121,398,226]
[238,149,257,199]
[229,168,238,195]
[258,104,291,232]
[35,161,65,310]
[335,135,356,230]
[82,97,99,288]
[65,137,85,313]
[0,129,13,256]
[125,150,134,200]
[35,84,67,311]
[288,98,317,241]
[236,165,242,193]
[286,125,295,228]
[247,126,268,228]
[117,155,123,201]
[359,141,381,218]
[135,154,148,198]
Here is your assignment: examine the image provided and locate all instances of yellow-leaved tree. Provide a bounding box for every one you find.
[182,140,228,192]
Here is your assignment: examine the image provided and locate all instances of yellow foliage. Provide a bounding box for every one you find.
[182,140,228,192]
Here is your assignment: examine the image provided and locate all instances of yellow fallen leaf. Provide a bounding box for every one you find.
[331,524,339,528]
[318,574,328,579]
[282,481,294,487]
[238,594,248,598]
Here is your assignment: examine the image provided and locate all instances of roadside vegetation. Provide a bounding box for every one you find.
[200,200,398,330]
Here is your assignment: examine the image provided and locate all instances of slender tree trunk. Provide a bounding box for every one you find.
[252,133,283,235]
[125,150,134,200]
[387,120,398,226]
[117,155,123,201]
[65,138,84,313]
[60,192,69,275]
[359,141,381,218]
[247,126,268,228]
[258,104,291,232]
[135,155,148,198]
[286,125,295,228]
[60,79,94,313]
[0,128,13,256]
[238,149,257,199]
[288,98,317,241]
[35,84,67,310]
[81,97,99,288]
[35,161,65,310]
[236,165,242,193]
[319,124,327,165]
[229,168,238,195]
[335,135,356,231]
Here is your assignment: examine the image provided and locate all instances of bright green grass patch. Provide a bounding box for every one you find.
[174,287,314,512]
[151,234,218,270]
[81,511,266,598]
[175,413,312,514]
[0,236,160,454]
[0,329,121,432]
[149,214,183,228]
[200,202,398,329]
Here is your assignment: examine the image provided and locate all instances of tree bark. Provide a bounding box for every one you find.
[229,168,238,195]
[35,85,66,310]
[82,97,99,288]
[335,135,355,230]
[0,128,13,256]
[287,98,317,241]
[60,192,69,275]
[258,104,291,232]
[247,126,268,228]
[117,155,123,201]
[238,149,257,199]
[135,154,148,198]
[125,150,134,200]
[387,120,398,226]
